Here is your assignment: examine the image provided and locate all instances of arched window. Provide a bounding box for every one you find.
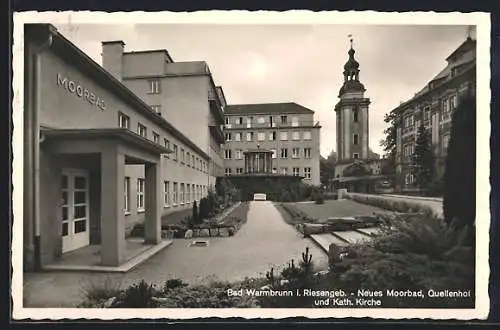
[353,107,359,123]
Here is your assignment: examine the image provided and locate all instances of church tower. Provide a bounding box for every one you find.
[335,38,371,162]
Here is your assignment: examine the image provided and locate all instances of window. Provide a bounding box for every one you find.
[293,167,300,176]
[180,183,185,204]
[236,117,243,125]
[153,132,160,144]
[192,155,195,168]
[405,172,415,185]
[246,117,253,128]
[304,167,311,179]
[187,184,191,203]
[292,131,300,140]
[280,148,288,159]
[199,159,203,171]
[118,113,130,129]
[164,181,170,207]
[150,105,161,115]
[353,134,359,145]
[224,149,232,159]
[423,106,431,121]
[173,182,178,205]
[269,131,276,141]
[225,117,229,125]
[225,133,232,141]
[124,177,130,213]
[353,153,359,159]
[137,123,147,138]
[236,168,244,174]
[258,132,266,141]
[280,132,288,141]
[272,168,277,174]
[292,148,300,159]
[235,132,242,141]
[246,132,253,141]
[235,149,243,160]
[173,144,178,161]
[304,148,311,159]
[442,98,450,113]
[186,152,191,166]
[225,168,232,176]
[137,178,145,211]
[181,148,185,164]
[258,117,265,124]
[280,167,288,175]
[149,79,161,94]
[164,139,170,158]
[269,116,275,127]
[303,131,312,140]
[291,117,299,127]
[271,149,277,159]
[281,115,288,124]
[353,107,359,123]
[450,94,458,109]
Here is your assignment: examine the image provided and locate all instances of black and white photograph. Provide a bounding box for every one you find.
[12,10,491,320]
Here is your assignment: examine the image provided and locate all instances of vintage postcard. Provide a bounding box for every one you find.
[11,10,491,320]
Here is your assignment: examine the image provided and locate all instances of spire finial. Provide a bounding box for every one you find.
[348,34,354,49]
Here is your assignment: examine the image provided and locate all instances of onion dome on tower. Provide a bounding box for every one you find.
[338,38,366,97]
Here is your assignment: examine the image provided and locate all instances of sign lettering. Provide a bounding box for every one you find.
[57,73,106,111]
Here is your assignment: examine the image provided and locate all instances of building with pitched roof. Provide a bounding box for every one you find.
[222,102,322,186]
[392,34,476,192]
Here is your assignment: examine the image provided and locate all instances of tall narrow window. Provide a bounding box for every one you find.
[153,132,160,144]
[353,107,359,123]
[137,123,147,138]
[304,167,312,179]
[353,134,359,145]
[181,148,185,164]
[137,178,145,211]
[118,112,130,129]
[124,177,130,213]
[304,148,311,159]
[180,183,185,204]
[173,182,178,205]
[187,184,191,203]
[173,144,178,161]
[164,139,170,158]
[149,79,161,94]
[150,105,162,115]
[281,115,288,124]
[164,181,170,207]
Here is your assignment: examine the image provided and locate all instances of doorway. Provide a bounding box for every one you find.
[61,169,90,253]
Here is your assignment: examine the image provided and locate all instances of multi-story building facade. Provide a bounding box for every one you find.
[97,41,226,237]
[222,103,321,186]
[393,35,476,191]
[22,24,225,270]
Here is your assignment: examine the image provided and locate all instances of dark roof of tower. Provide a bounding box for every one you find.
[339,80,366,96]
[344,47,360,71]
[224,102,315,115]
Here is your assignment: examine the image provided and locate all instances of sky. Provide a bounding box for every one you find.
[54,23,473,157]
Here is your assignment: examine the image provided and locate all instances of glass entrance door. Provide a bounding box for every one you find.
[61,169,90,253]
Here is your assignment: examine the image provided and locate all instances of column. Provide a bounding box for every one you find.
[343,107,351,159]
[145,162,162,244]
[361,107,368,159]
[100,145,125,266]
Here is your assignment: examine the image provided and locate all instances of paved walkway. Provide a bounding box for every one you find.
[22,201,327,307]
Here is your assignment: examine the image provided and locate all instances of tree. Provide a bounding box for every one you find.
[320,156,336,188]
[411,124,435,191]
[443,93,476,230]
[380,109,401,177]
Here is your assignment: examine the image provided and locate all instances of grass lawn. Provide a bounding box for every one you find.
[289,199,389,221]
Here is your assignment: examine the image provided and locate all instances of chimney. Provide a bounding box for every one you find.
[101,40,124,81]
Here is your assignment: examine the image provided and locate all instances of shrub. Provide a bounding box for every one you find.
[79,277,122,303]
[116,280,158,308]
[279,190,292,202]
[163,278,189,291]
[443,93,476,231]
[191,200,199,225]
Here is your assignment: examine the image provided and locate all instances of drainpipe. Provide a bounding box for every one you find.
[32,28,53,270]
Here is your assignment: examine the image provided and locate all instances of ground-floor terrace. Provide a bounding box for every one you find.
[331,174,393,194]
[24,128,170,272]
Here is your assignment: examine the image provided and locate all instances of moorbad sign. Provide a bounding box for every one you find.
[56,73,106,111]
